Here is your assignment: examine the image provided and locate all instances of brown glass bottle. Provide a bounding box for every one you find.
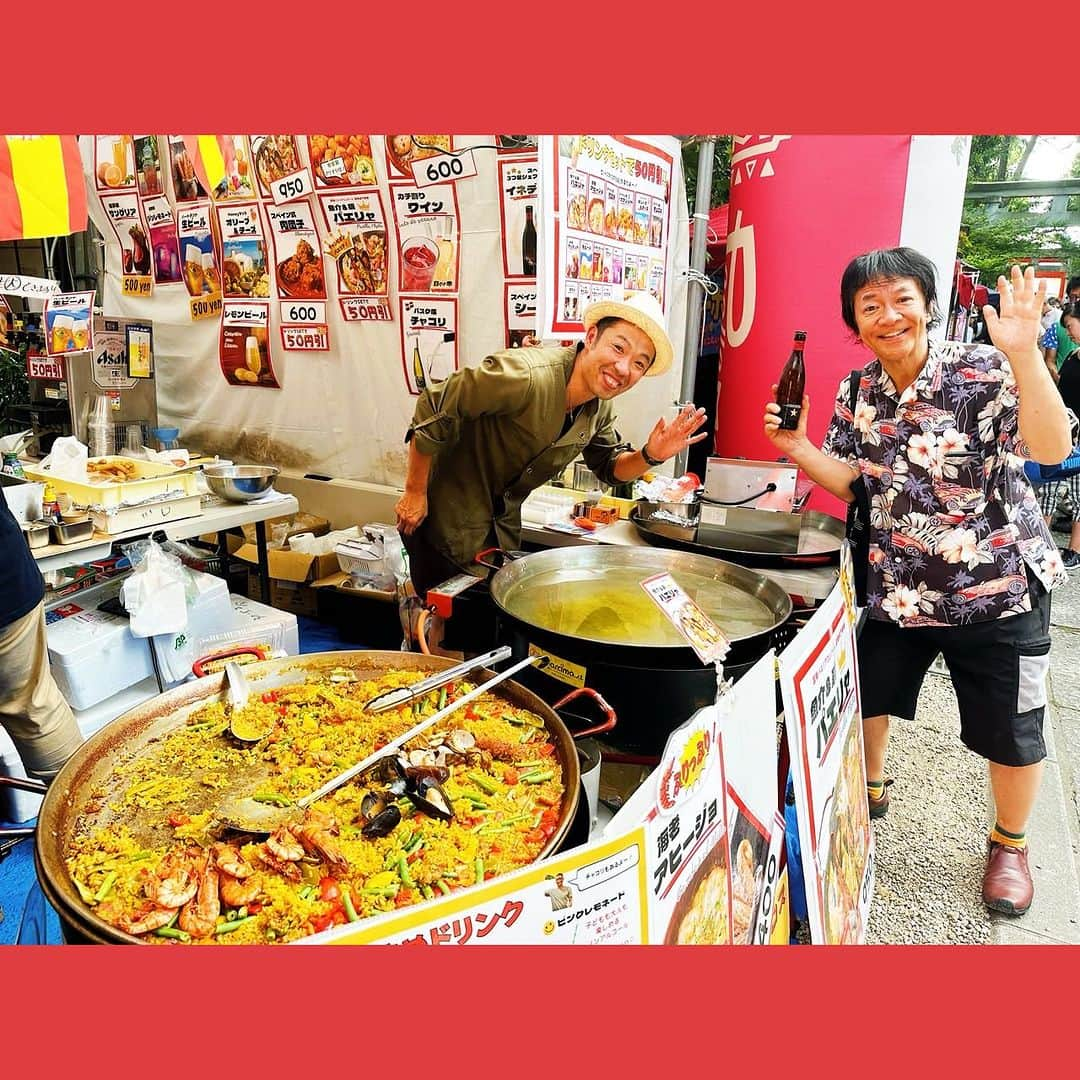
[777,330,807,431]
[522,206,537,276]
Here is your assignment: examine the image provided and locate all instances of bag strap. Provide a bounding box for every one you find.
[847,369,861,416]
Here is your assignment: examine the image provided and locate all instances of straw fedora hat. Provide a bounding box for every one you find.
[582,292,673,377]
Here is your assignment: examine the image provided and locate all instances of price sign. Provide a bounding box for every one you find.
[279,301,326,325]
[122,275,153,297]
[280,324,330,351]
[340,296,393,322]
[270,167,316,206]
[641,572,729,665]
[410,149,477,188]
[28,354,64,380]
[190,294,223,322]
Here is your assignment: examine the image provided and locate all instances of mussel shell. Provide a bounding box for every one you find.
[360,791,387,821]
[364,754,405,785]
[361,803,402,838]
[447,729,476,753]
[404,764,450,786]
[406,777,454,821]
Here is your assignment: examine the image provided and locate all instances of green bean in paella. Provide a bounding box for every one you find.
[64,667,566,944]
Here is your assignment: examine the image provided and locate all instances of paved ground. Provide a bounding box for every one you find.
[867,526,1080,945]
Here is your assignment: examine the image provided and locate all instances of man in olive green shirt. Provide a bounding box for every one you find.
[396,294,707,601]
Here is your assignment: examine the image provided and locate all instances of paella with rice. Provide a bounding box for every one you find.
[64,666,566,944]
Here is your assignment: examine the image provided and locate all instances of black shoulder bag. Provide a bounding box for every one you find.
[844,369,871,606]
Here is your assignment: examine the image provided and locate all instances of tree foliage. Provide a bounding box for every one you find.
[681,136,732,210]
[960,135,1080,283]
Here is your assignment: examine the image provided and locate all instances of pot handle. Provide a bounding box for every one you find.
[0,774,48,795]
[473,547,513,572]
[551,687,617,739]
[192,646,267,678]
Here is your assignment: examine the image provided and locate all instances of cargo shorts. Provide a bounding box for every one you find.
[857,583,1052,767]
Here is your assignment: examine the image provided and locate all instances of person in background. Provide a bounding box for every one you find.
[764,248,1076,917]
[396,293,707,646]
[1036,301,1080,567]
[0,316,83,787]
[1041,275,1080,380]
[1041,295,1062,333]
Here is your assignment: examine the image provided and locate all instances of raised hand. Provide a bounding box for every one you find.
[643,404,709,463]
[984,264,1046,360]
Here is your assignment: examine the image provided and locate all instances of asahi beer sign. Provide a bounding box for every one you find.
[92,317,137,389]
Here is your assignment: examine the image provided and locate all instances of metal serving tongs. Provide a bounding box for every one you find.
[361,646,512,714]
[213,653,546,834]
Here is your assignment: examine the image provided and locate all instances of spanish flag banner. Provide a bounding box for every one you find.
[0,135,87,241]
[181,135,233,200]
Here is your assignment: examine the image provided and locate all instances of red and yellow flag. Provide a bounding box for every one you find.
[0,135,87,241]
[181,135,233,198]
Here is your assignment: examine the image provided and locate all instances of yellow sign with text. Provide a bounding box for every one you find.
[189,293,223,322]
[121,275,152,298]
[527,643,585,688]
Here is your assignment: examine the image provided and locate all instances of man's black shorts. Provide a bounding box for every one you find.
[857,584,1052,767]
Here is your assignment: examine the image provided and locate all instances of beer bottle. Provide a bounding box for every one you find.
[411,336,426,391]
[522,206,537,276]
[777,330,807,431]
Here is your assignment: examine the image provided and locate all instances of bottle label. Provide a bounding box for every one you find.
[778,403,802,430]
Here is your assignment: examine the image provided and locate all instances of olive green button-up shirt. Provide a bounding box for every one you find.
[407,345,631,570]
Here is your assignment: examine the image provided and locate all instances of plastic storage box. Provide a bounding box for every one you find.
[47,608,155,711]
[193,594,300,665]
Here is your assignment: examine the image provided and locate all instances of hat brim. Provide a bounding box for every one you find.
[582,301,673,377]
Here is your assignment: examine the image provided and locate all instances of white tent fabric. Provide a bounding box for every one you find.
[82,135,690,486]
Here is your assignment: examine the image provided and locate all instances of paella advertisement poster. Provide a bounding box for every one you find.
[320,829,650,946]
[537,134,677,339]
[779,582,874,945]
[249,135,309,202]
[318,189,390,305]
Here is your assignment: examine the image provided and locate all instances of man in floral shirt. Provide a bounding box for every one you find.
[765,249,1076,918]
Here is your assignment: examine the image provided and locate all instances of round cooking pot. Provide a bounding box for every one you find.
[486,546,792,756]
[34,650,614,945]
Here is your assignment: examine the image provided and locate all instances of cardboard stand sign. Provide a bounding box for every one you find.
[779,576,874,944]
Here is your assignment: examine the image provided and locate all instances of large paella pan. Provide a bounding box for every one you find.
[35,650,611,945]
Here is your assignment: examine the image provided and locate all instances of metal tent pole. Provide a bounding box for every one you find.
[673,136,716,477]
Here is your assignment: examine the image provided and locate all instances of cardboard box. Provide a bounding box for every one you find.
[233,541,341,618]
[200,512,329,550]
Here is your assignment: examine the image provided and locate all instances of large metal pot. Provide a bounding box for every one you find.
[34,650,612,945]
[486,546,792,756]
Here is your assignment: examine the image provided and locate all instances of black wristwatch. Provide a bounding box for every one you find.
[640,441,665,467]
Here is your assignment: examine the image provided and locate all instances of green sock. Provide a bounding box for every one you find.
[990,823,1026,850]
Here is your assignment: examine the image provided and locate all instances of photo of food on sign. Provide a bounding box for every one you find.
[222,242,270,299]
[168,136,206,202]
[133,135,163,198]
[822,722,871,945]
[567,193,586,231]
[179,237,219,298]
[664,838,729,945]
[275,239,324,300]
[335,229,388,296]
[95,135,135,190]
[308,135,376,187]
[212,136,255,201]
[385,135,452,178]
[252,135,302,195]
[676,600,724,658]
[727,805,770,944]
[221,324,275,387]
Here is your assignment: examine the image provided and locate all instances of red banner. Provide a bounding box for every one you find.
[715,136,911,511]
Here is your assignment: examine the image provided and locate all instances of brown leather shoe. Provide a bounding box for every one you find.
[867,778,893,820]
[982,841,1034,915]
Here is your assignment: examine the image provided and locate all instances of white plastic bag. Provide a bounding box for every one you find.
[121,540,190,637]
[41,435,89,482]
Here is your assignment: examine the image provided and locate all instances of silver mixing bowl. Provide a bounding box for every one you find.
[203,464,279,502]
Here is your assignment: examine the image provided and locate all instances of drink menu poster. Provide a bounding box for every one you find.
[538,135,678,339]
[499,157,539,280]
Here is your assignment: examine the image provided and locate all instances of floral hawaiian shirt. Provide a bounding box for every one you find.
[822,341,1078,627]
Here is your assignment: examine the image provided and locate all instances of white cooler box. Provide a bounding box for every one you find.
[199,594,300,660]
[47,608,155,711]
